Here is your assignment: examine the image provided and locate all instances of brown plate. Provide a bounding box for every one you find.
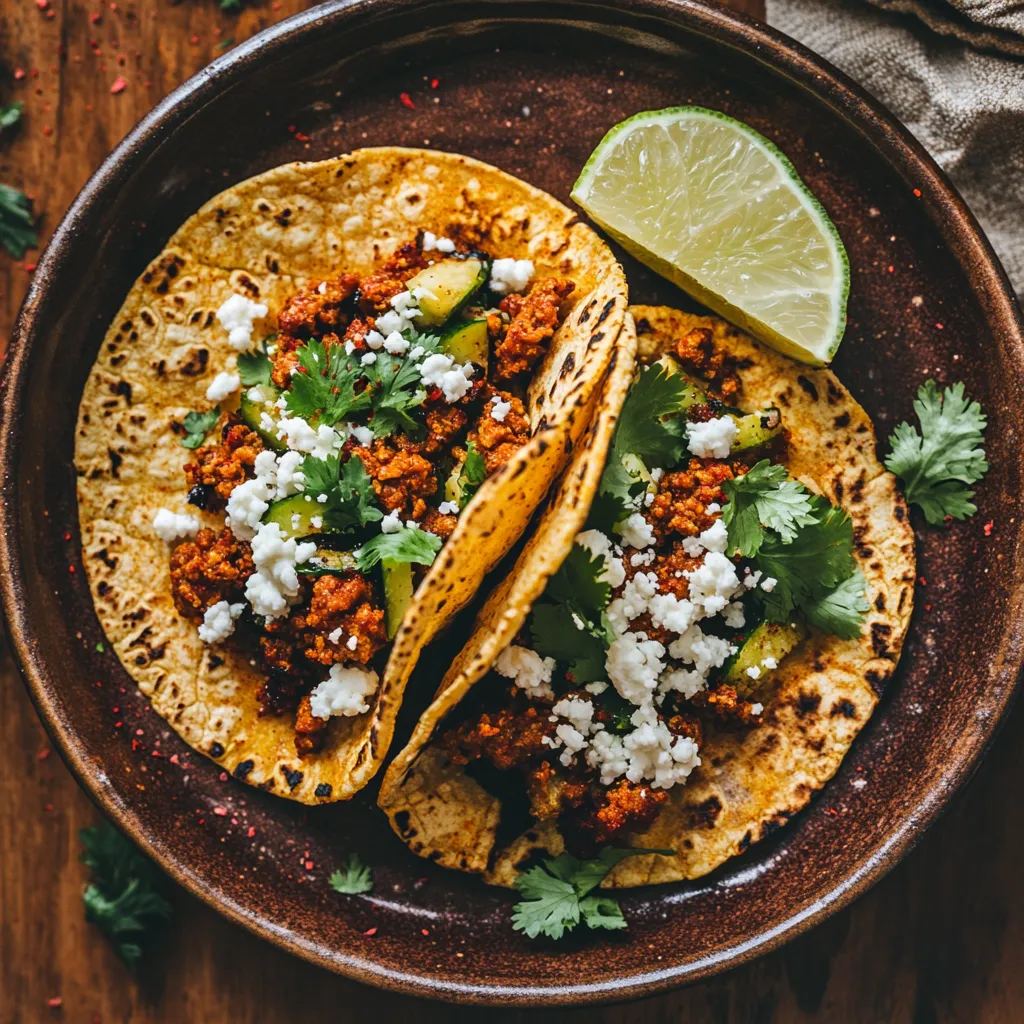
[2,0,1023,1006]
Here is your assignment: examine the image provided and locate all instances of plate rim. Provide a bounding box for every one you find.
[2,0,1023,1005]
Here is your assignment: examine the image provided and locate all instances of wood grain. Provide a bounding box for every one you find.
[5,1,1024,1022]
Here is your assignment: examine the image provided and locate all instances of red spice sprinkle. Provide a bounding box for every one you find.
[114,721,123,728]
[14,68,26,80]
[66,563,74,572]
[213,806,228,816]
[44,802,54,812]
[887,265,894,273]
[190,34,200,45]
[935,322,944,330]
[925,603,933,612]
[421,928,430,936]
[90,11,102,22]
[219,771,228,782]
[984,520,995,536]
[247,826,256,837]
[43,125,53,137]
[918,576,927,586]
[63,532,71,541]
[363,927,378,937]
[110,75,127,94]
[304,859,314,870]
[37,748,50,760]
[46,9,55,18]
[295,131,310,142]
[913,188,922,197]
[47,997,62,1009]
[826,808,839,817]
[169,753,180,765]
[35,0,49,10]
[26,263,38,273]
[399,92,416,109]
[430,78,439,88]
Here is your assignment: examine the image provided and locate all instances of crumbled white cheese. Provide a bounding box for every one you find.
[276,418,341,459]
[205,371,241,402]
[616,512,656,549]
[422,232,456,253]
[489,394,512,422]
[621,702,701,789]
[328,627,343,645]
[630,549,656,567]
[761,656,778,670]
[347,423,374,447]
[308,664,380,719]
[761,576,778,593]
[606,631,666,705]
[723,601,746,629]
[575,529,626,589]
[743,569,763,590]
[380,510,403,534]
[746,665,762,680]
[494,644,556,699]
[437,500,459,515]
[216,293,268,352]
[346,635,358,651]
[383,331,410,355]
[152,508,200,543]
[316,494,328,504]
[585,681,608,695]
[647,593,696,635]
[310,515,323,529]
[751,702,764,716]
[361,352,378,366]
[243,522,316,619]
[489,257,534,295]
[667,624,734,675]
[685,415,738,459]
[275,450,305,498]
[548,697,596,767]
[685,551,742,617]
[658,666,707,699]
[606,571,659,635]
[197,600,245,644]
[419,352,475,403]
[364,330,385,350]
[224,452,280,540]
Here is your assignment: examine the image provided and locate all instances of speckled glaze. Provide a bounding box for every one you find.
[2,0,1023,1007]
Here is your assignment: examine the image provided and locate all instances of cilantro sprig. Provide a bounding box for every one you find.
[590,363,687,530]
[512,847,671,940]
[0,102,23,131]
[364,350,429,439]
[285,339,373,426]
[237,337,274,387]
[722,460,866,638]
[455,442,487,509]
[356,523,442,572]
[178,406,220,449]
[330,853,374,895]
[529,543,614,683]
[885,379,988,525]
[80,822,172,968]
[301,454,382,532]
[0,183,38,259]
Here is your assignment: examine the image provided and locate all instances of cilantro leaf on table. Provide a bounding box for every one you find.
[590,363,687,529]
[885,379,988,525]
[0,102,23,130]
[178,406,220,449]
[456,442,487,509]
[356,523,442,572]
[364,352,427,439]
[237,337,275,387]
[301,454,382,532]
[512,847,672,941]
[329,854,373,895]
[285,339,372,426]
[80,822,172,968]
[722,459,818,557]
[800,569,870,639]
[0,183,38,259]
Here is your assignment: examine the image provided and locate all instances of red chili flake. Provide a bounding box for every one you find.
[90,11,102,22]
[984,520,994,536]
[44,802,54,811]
[14,68,26,80]
[287,124,296,133]
[826,807,839,817]
[190,34,199,45]
[421,928,430,936]
[219,771,228,782]
[35,0,49,11]
[935,322,944,330]
[47,997,62,1009]
[430,78,439,89]
[213,806,227,816]
[925,603,933,611]
[150,749,162,758]
[247,826,256,837]
[63,531,71,541]
[31,69,40,78]
[913,188,921,197]
[169,753,180,765]
[46,9,55,18]
[399,92,416,109]
[37,748,50,760]
[362,927,378,937]
[43,125,53,137]
[110,75,127,94]
[918,576,927,586]
[66,562,74,571]
[114,721,123,728]
[294,131,310,142]
[304,859,314,870]
[26,263,38,273]
[887,265,894,273]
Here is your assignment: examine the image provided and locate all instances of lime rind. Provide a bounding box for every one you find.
[571,106,850,366]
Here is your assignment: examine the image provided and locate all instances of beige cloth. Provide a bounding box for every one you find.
[767,0,1024,297]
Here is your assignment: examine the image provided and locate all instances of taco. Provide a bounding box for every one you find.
[75,148,629,804]
[379,306,915,886]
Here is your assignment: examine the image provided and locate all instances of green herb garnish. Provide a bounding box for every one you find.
[512,847,671,940]
[237,338,274,387]
[885,379,988,525]
[285,339,372,426]
[178,406,220,449]
[80,822,172,968]
[329,853,374,895]
[0,102,23,130]
[355,523,442,572]
[456,441,487,509]
[364,351,429,439]
[722,459,817,557]
[300,453,382,531]
[0,183,38,259]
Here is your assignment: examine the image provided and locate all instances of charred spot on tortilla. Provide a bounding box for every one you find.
[233,759,255,779]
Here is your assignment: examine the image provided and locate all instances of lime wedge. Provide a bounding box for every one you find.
[571,107,849,365]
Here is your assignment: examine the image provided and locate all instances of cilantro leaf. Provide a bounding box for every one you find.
[0,183,38,259]
[356,523,442,572]
[885,380,988,525]
[80,822,172,968]
[591,363,687,529]
[285,339,372,426]
[0,102,23,130]
[722,460,818,557]
[544,543,611,625]
[237,338,274,387]
[755,496,858,624]
[178,406,220,449]
[801,569,869,639]
[512,847,671,941]
[457,442,487,509]
[301,454,382,532]
[364,352,427,439]
[329,853,373,894]
[530,603,608,683]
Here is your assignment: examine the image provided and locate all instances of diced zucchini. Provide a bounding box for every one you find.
[262,493,328,541]
[239,383,286,452]
[297,548,358,576]
[382,558,414,639]
[722,619,807,697]
[444,444,486,511]
[621,452,653,485]
[655,354,710,413]
[440,318,489,365]
[407,257,490,327]
[731,407,783,451]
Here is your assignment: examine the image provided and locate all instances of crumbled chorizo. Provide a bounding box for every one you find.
[295,573,386,667]
[645,458,735,543]
[184,422,263,510]
[440,701,558,771]
[675,327,740,400]
[357,242,428,314]
[467,388,530,473]
[494,278,575,381]
[277,275,359,343]
[421,507,458,540]
[294,694,328,756]
[562,779,667,852]
[401,401,467,459]
[256,668,307,716]
[351,439,436,520]
[691,684,763,726]
[169,527,254,615]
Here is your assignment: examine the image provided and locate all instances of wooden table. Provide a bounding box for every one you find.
[2,1,1022,1020]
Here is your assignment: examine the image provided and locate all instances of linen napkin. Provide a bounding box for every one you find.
[766,0,1024,298]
